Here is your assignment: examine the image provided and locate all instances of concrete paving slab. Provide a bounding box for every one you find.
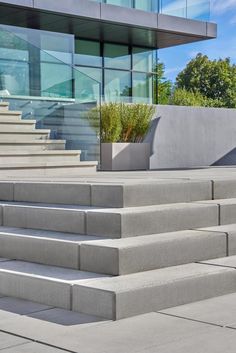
[0,311,225,353]
[0,332,29,350]
[139,326,236,353]
[80,230,227,275]
[2,342,68,353]
[160,292,236,327]
[28,308,107,326]
[0,297,52,315]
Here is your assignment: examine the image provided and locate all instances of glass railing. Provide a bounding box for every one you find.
[92,0,210,21]
[0,25,101,163]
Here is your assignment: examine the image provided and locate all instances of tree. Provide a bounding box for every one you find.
[176,53,236,108]
[153,62,172,104]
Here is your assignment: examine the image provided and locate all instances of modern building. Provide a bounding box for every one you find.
[0,0,216,162]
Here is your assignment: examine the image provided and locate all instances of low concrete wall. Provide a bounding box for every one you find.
[145,105,236,169]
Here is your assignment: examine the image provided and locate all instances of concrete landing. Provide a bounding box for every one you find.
[0,295,236,352]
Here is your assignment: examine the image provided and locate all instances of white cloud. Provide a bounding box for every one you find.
[211,0,236,14]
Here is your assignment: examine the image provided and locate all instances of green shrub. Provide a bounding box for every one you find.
[170,88,225,108]
[89,102,155,143]
[125,104,155,143]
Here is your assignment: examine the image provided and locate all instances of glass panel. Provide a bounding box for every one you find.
[132,72,153,103]
[76,66,102,101]
[104,43,130,70]
[105,0,132,8]
[133,47,156,72]
[40,63,73,98]
[40,32,73,64]
[187,0,210,20]
[160,0,187,18]
[75,39,102,67]
[0,60,29,96]
[0,25,101,164]
[104,69,131,101]
[134,0,157,12]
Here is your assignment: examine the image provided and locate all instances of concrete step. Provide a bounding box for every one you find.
[198,255,236,268]
[0,120,36,131]
[80,229,228,275]
[196,223,236,256]
[0,180,212,208]
[0,102,9,111]
[0,140,66,151]
[0,259,108,310]
[0,130,51,141]
[0,161,98,176]
[0,227,101,269]
[0,150,81,164]
[72,261,236,319]
[0,111,22,121]
[0,202,218,236]
[196,198,236,225]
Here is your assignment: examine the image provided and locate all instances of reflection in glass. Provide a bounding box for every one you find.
[133,47,156,73]
[104,44,130,70]
[75,39,101,67]
[105,0,132,8]
[160,0,187,18]
[132,72,153,103]
[105,69,131,102]
[0,60,29,96]
[41,63,73,98]
[187,0,210,21]
[76,66,102,101]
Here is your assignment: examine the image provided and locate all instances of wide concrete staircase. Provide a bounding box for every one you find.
[1,178,236,319]
[0,102,97,175]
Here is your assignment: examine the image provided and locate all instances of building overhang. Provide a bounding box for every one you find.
[0,0,217,48]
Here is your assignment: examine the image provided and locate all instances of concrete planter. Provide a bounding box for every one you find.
[101,142,150,171]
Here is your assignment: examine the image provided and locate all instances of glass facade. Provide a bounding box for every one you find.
[76,39,158,103]
[93,0,210,21]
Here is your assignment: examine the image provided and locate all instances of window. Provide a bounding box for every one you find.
[104,43,130,70]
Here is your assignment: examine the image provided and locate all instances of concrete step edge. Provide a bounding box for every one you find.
[72,261,236,319]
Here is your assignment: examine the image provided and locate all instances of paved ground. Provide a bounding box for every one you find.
[2,166,236,182]
[0,293,236,352]
[1,167,236,352]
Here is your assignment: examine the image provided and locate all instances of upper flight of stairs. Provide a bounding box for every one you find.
[0,102,97,175]
[1,178,236,319]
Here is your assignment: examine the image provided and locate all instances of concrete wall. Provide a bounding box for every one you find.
[145,105,236,169]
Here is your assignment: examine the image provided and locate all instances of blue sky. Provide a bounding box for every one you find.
[159,0,236,82]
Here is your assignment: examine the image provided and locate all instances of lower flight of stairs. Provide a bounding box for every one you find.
[0,102,97,175]
[1,178,236,319]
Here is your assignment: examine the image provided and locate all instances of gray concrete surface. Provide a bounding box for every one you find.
[80,230,227,275]
[196,198,236,225]
[0,179,212,208]
[86,203,218,238]
[72,263,236,319]
[196,224,236,255]
[0,260,107,309]
[0,227,100,269]
[145,105,236,168]
[0,296,236,353]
